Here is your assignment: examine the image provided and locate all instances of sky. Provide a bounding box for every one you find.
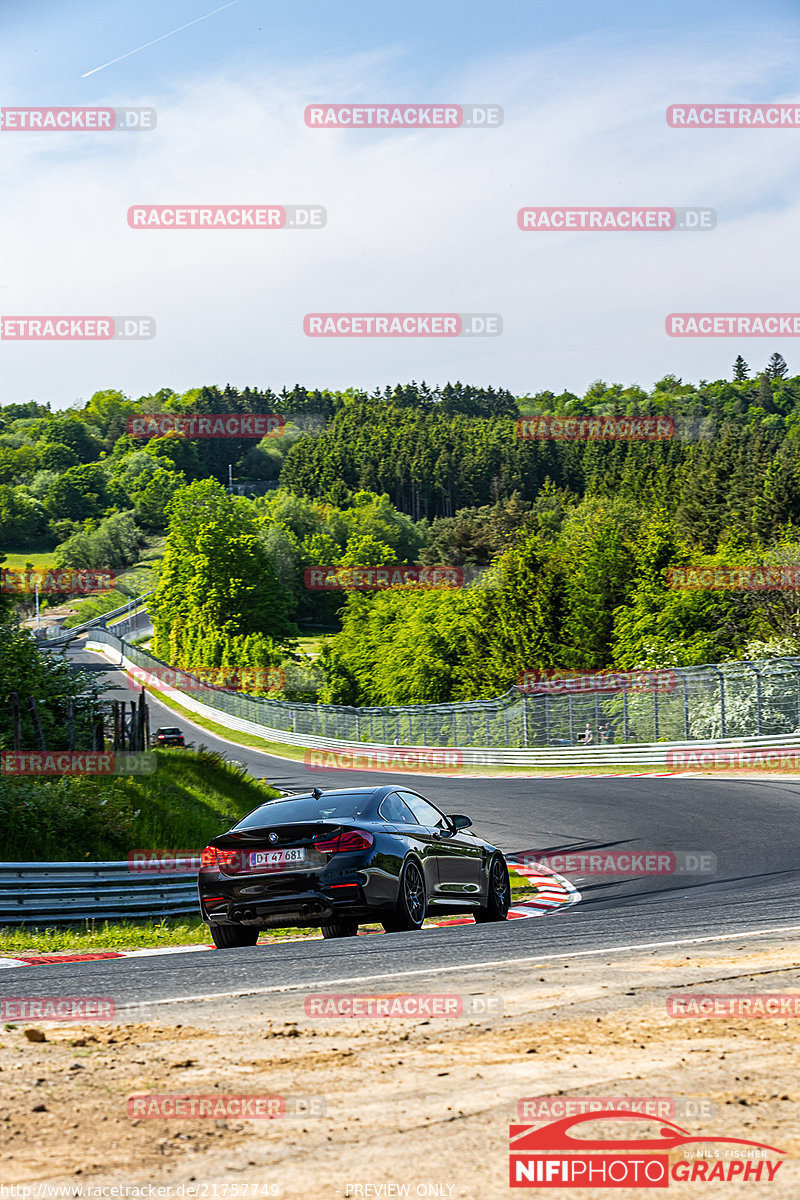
[1,0,800,409]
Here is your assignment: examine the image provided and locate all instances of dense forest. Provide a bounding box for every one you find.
[2,355,800,707]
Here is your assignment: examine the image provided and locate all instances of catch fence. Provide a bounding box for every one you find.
[84,630,800,748]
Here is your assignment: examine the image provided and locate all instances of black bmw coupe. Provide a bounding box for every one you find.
[198,783,510,946]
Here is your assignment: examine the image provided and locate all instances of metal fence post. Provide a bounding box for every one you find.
[653,685,659,741]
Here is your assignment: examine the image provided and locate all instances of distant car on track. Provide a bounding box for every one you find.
[198,783,510,947]
[152,726,185,747]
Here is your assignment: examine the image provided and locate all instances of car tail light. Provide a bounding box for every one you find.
[314,829,374,853]
[200,846,240,869]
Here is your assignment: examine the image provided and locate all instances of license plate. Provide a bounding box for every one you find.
[249,848,306,869]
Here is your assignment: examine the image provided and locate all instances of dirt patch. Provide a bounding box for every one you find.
[2,936,799,1197]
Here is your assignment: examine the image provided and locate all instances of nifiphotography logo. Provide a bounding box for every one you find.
[509,1111,785,1187]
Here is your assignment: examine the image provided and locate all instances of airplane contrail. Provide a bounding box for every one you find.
[82,0,245,77]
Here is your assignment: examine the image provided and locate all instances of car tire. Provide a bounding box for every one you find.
[474,854,510,923]
[210,923,259,948]
[382,858,427,932]
[320,920,359,938]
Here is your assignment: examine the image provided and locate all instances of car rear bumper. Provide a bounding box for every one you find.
[211,890,337,928]
[199,868,389,928]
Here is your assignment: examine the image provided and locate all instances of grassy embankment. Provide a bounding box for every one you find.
[0,747,289,952]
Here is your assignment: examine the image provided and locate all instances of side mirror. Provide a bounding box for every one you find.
[448,814,472,832]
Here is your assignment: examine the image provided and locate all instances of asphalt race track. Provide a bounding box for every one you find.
[13,639,799,1008]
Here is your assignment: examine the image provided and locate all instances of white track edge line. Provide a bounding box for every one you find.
[115,924,800,1010]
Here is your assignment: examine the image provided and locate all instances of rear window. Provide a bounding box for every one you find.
[157,728,181,734]
[233,792,374,828]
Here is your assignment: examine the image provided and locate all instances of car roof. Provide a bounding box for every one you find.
[279,783,421,801]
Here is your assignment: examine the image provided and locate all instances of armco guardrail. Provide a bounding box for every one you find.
[0,861,199,926]
[86,636,800,767]
[36,591,154,645]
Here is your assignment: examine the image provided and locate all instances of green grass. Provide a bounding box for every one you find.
[295,634,327,659]
[0,747,280,861]
[63,589,130,627]
[115,557,161,598]
[0,917,322,954]
[0,550,59,571]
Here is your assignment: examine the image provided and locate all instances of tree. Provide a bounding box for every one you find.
[81,390,135,440]
[151,479,296,671]
[765,353,788,380]
[44,464,121,522]
[55,511,144,569]
[757,373,777,414]
[39,415,101,463]
[132,468,186,531]
[37,443,80,472]
[732,355,749,380]
[0,486,47,546]
[0,621,104,750]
